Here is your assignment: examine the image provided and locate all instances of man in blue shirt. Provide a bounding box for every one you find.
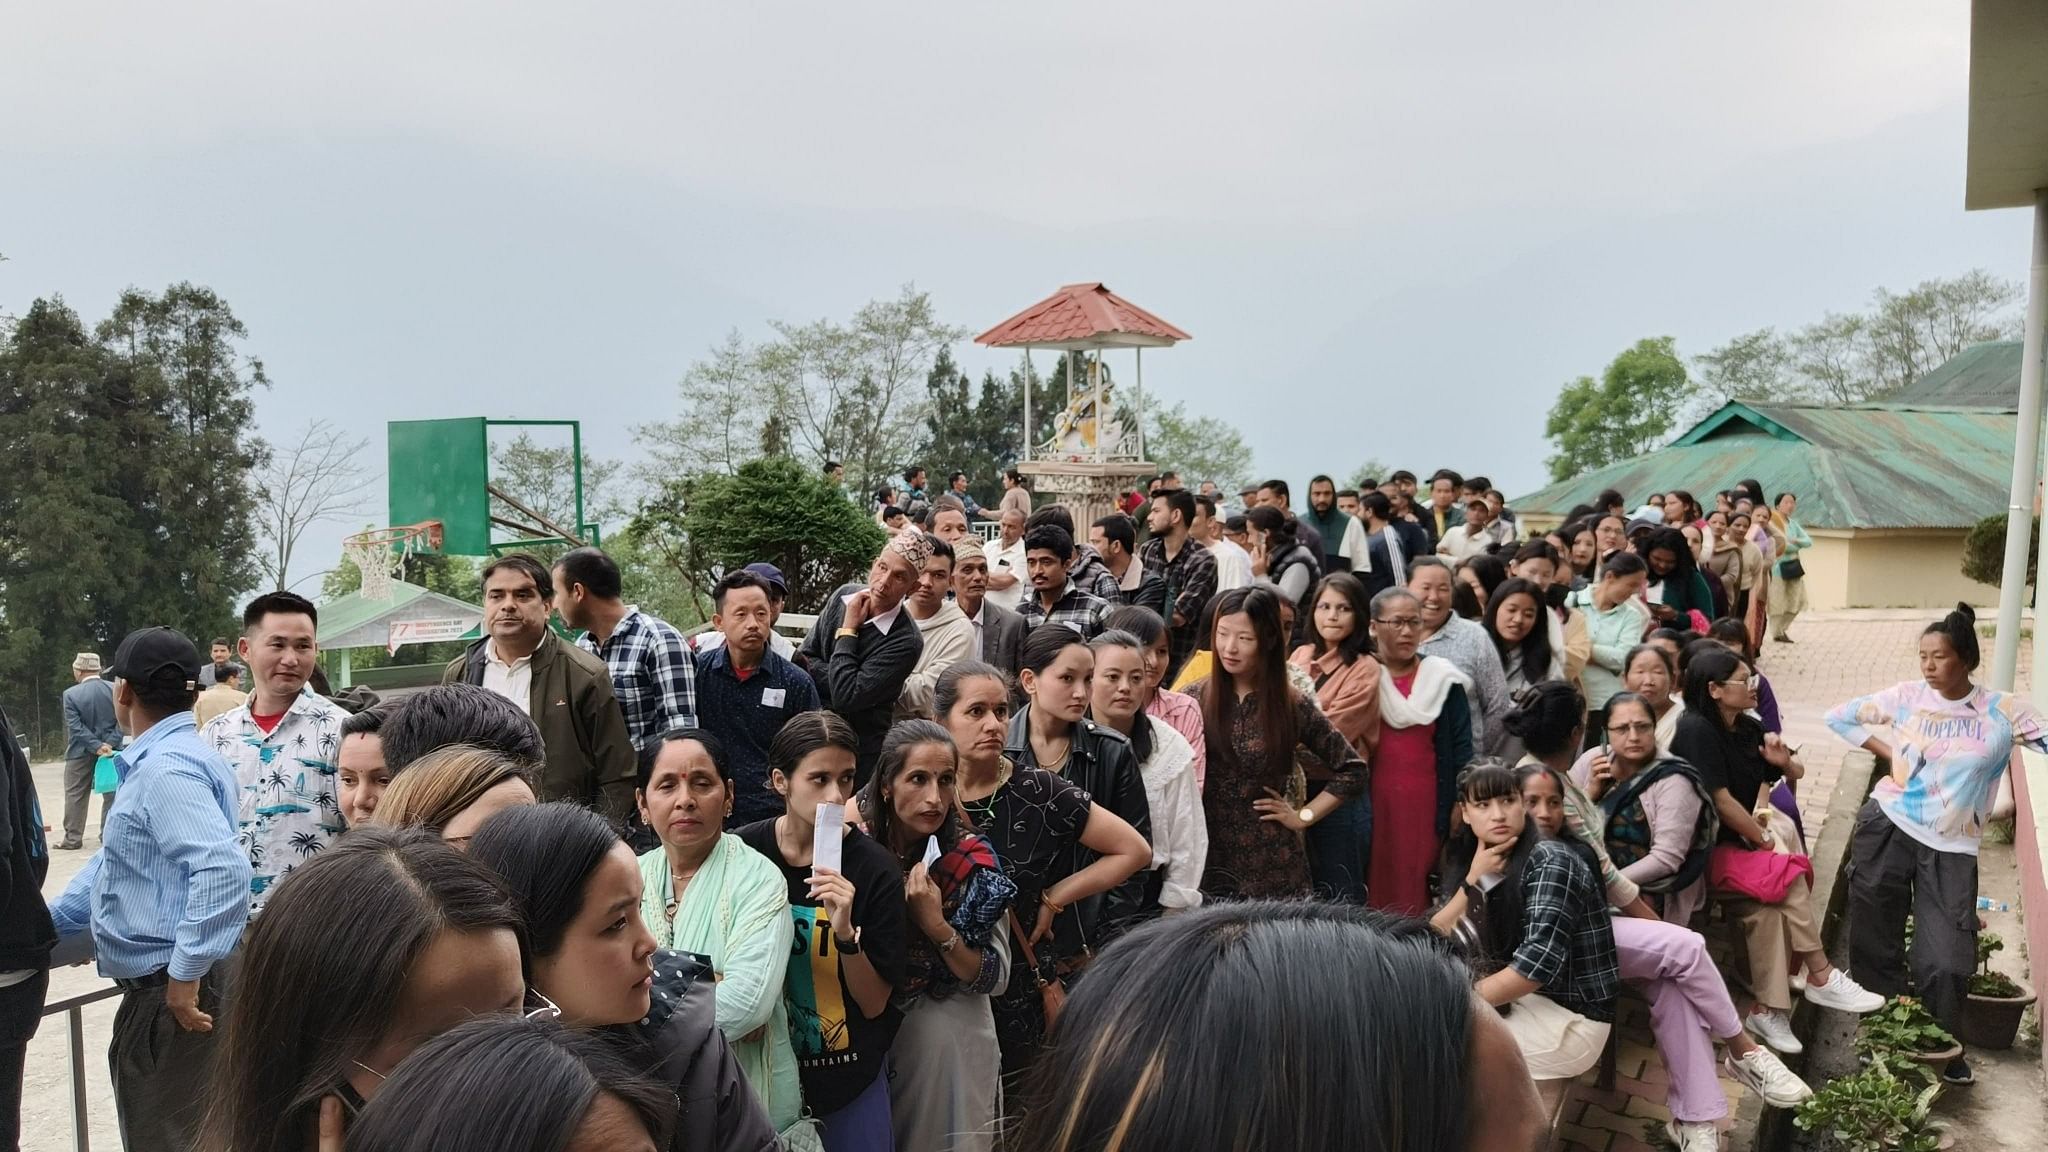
[51,626,250,1152]
[696,569,819,825]
[57,652,121,850]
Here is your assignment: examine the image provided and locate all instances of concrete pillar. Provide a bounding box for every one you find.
[1994,194,2048,691]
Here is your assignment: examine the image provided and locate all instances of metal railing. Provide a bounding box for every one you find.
[41,983,122,1152]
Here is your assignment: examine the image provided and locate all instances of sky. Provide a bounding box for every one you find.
[1,1,2029,592]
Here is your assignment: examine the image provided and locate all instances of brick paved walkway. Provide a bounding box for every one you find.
[1550,610,2030,1152]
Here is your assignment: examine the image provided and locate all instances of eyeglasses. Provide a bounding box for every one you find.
[1716,675,1761,691]
[1605,721,1655,736]
[1373,617,1425,632]
[524,989,562,1021]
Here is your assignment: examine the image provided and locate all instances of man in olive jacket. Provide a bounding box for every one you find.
[442,554,637,826]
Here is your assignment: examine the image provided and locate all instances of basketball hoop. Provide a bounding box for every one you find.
[341,522,441,602]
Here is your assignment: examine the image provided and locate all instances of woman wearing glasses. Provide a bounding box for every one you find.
[467,802,779,1152]
[204,827,528,1152]
[634,731,814,1148]
[1670,647,1883,1055]
[1572,693,1715,927]
[1362,586,1473,915]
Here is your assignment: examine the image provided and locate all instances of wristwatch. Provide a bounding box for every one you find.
[1298,806,1317,826]
[834,926,863,955]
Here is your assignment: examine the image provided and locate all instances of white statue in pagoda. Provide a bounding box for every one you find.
[1046,355,1126,458]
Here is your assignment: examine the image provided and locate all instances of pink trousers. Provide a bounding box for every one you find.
[1613,917,1742,1123]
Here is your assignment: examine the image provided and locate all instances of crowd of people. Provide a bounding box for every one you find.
[0,460,2035,1152]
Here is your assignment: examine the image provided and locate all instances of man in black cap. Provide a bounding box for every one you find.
[50,626,250,1152]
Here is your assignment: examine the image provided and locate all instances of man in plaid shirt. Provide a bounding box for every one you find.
[554,548,696,750]
[1017,523,1110,640]
[1138,487,1217,682]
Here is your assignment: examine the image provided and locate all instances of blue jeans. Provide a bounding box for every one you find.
[1305,790,1370,902]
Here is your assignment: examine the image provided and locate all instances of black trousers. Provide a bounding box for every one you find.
[0,970,49,1152]
[1848,799,1977,1031]
[110,964,232,1152]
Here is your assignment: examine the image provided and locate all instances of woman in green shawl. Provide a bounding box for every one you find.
[637,730,820,1151]
[1635,528,1715,633]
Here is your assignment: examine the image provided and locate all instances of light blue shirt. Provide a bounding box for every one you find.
[51,711,251,980]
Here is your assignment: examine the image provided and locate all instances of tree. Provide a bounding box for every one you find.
[488,432,624,561]
[1543,336,1689,482]
[914,350,1022,507]
[629,456,885,615]
[1863,270,2023,396]
[1346,459,1391,490]
[1145,396,1254,493]
[635,330,764,480]
[94,283,269,634]
[1788,313,1872,405]
[254,418,375,590]
[1695,328,1795,405]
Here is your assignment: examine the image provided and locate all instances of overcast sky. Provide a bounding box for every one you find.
[1,2,2028,591]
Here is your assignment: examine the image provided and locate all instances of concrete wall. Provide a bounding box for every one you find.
[1799,529,2002,610]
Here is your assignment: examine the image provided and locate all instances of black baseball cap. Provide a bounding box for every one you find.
[110,626,202,689]
[742,562,789,596]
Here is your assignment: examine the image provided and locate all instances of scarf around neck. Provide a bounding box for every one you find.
[1377,655,1470,728]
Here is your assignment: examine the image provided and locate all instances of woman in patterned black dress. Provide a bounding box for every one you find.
[935,662,1149,1081]
[1185,586,1368,900]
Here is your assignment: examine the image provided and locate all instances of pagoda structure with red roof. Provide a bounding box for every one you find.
[976,283,1190,525]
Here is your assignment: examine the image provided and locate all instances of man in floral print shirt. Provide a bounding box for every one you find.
[199,591,347,914]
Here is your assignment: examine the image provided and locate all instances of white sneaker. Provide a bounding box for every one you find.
[1804,970,1884,1014]
[1745,1010,1803,1055]
[1665,1119,1721,1152]
[1789,972,1806,994]
[1726,1047,1813,1108]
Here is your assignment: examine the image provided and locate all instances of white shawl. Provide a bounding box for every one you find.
[1378,655,1472,729]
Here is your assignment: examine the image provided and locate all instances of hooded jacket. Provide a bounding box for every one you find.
[624,950,781,1152]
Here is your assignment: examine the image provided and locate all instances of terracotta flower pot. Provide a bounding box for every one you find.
[1954,981,2036,1051]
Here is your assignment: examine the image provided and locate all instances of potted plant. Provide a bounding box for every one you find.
[1955,932,2036,1050]
[1855,997,1962,1071]
[1793,1060,1943,1152]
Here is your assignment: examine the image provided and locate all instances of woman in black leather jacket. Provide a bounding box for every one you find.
[1006,626,1153,948]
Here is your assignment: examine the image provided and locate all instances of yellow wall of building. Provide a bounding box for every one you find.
[1800,529,2001,610]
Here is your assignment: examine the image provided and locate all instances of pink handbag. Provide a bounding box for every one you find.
[1708,843,1812,903]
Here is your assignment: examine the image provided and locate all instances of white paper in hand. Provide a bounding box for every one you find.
[813,803,845,875]
[922,835,943,869]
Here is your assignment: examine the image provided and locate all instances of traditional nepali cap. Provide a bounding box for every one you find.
[887,531,934,571]
[952,537,985,562]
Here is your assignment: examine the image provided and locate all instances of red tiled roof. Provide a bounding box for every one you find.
[975,282,1192,349]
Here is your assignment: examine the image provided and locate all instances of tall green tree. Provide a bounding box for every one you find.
[1543,336,1689,482]
[0,287,267,749]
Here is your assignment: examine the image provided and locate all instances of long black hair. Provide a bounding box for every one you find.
[1679,644,1748,722]
[1484,578,1554,685]
[466,803,621,962]
[1199,587,1297,783]
[1088,629,1156,762]
[1307,571,1375,664]
[1923,602,1981,671]
[857,719,967,860]
[344,1016,676,1152]
[205,828,527,1152]
[767,710,859,782]
[1451,553,1507,620]
[1635,527,1701,585]
[1011,901,1476,1152]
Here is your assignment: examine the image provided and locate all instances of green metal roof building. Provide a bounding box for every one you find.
[1513,346,2021,610]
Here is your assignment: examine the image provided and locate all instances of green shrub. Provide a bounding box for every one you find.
[1971,932,2025,998]
[1855,996,1956,1060]
[1961,512,2038,586]
[1793,1061,1941,1152]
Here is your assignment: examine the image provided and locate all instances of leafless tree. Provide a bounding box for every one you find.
[255,419,376,589]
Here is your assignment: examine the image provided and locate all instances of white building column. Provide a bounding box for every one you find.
[1995,193,2048,692]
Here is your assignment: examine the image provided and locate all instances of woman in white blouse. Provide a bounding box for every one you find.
[1087,630,1209,911]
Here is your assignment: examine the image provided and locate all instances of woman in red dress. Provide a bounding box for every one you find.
[1364,586,1476,914]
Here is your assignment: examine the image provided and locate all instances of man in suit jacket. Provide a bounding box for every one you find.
[951,538,1026,676]
[58,653,121,849]
[798,533,927,784]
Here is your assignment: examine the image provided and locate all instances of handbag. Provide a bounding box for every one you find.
[92,754,118,794]
[1777,557,1805,581]
[1008,908,1067,1032]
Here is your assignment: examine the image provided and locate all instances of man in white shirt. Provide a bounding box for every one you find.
[1437,494,1515,562]
[984,507,1029,611]
[1194,493,1252,591]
